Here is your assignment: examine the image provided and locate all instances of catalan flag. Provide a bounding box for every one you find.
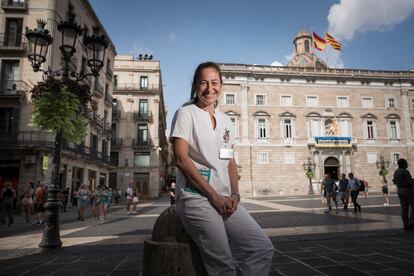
[325,32,342,51]
[312,32,326,51]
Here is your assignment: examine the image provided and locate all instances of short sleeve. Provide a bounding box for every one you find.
[170,107,192,143]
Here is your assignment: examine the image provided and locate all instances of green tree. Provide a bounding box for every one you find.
[30,78,92,144]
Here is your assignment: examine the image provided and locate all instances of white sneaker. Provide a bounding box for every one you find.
[324,209,330,214]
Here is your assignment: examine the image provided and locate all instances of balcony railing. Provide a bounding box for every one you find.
[110,138,123,150]
[1,0,28,10]
[0,131,55,147]
[104,92,113,105]
[0,80,29,97]
[94,80,104,97]
[62,142,110,164]
[0,33,28,52]
[112,109,121,120]
[133,111,153,121]
[114,83,160,92]
[132,138,152,150]
[104,122,111,137]
[89,113,104,129]
[106,66,113,80]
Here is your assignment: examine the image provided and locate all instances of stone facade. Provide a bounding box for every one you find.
[218,32,414,197]
[0,0,116,200]
[111,55,168,198]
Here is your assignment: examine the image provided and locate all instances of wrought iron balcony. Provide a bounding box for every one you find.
[1,0,28,10]
[89,113,104,129]
[93,79,104,97]
[113,83,160,92]
[133,111,153,122]
[0,80,29,97]
[0,33,28,52]
[0,131,54,147]
[132,138,152,150]
[110,138,123,150]
[106,66,113,80]
[104,91,113,105]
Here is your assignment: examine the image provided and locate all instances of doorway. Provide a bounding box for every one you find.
[324,157,339,181]
[134,173,149,198]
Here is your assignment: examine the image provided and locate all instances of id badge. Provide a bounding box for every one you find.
[219,148,234,159]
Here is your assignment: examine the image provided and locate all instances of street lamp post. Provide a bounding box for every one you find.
[376,154,391,182]
[25,9,108,248]
[303,156,316,194]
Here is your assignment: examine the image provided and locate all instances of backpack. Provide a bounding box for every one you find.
[358,179,365,192]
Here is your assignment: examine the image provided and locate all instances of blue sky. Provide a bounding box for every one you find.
[89,0,414,128]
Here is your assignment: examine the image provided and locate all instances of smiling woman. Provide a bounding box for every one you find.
[169,62,274,275]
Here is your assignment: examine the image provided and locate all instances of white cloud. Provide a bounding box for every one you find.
[319,47,344,68]
[284,51,295,64]
[271,60,284,66]
[328,0,414,41]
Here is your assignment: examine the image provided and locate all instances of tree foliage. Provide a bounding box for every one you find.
[30,78,91,144]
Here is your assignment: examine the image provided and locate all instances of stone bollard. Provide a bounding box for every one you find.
[142,206,207,276]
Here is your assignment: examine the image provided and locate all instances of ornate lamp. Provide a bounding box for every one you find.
[57,9,82,62]
[84,26,108,76]
[303,156,316,194]
[25,20,53,72]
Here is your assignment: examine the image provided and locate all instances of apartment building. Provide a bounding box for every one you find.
[0,0,116,199]
[110,55,168,198]
[218,31,414,196]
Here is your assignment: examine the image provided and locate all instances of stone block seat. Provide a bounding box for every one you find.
[142,206,207,276]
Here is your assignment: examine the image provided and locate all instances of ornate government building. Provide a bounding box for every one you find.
[218,31,414,197]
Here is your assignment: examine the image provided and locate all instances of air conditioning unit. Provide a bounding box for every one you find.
[24,155,36,164]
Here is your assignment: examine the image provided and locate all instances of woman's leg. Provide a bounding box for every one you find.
[224,205,274,276]
[176,197,237,276]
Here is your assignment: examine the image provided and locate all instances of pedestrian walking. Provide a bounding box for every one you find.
[338,173,349,210]
[381,178,390,206]
[33,182,46,225]
[322,174,338,213]
[169,181,176,205]
[22,182,34,223]
[126,183,133,214]
[0,181,16,227]
[392,158,414,230]
[347,173,362,213]
[170,62,273,275]
[76,183,89,221]
[60,187,69,212]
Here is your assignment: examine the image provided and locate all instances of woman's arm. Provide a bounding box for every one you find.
[172,137,228,214]
[226,158,239,214]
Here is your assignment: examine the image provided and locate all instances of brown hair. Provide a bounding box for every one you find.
[190,62,223,101]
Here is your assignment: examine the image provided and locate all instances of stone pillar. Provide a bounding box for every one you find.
[400,89,412,143]
[240,83,249,144]
[142,206,207,276]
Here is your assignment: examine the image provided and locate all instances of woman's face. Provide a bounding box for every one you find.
[195,67,221,108]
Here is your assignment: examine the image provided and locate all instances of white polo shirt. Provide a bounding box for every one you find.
[170,102,235,200]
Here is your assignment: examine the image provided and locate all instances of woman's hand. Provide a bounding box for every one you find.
[208,192,229,215]
[225,195,239,215]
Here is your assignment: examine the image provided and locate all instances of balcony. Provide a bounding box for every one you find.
[0,33,29,53]
[1,0,28,11]
[93,80,104,98]
[63,142,110,164]
[89,113,104,129]
[110,138,123,150]
[0,80,29,98]
[112,109,121,121]
[133,111,153,122]
[132,138,152,150]
[106,66,113,80]
[114,83,160,92]
[104,92,113,106]
[0,131,54,147]
[104,122,111,137]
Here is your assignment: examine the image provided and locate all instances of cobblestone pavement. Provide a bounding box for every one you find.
[0,193,413,275]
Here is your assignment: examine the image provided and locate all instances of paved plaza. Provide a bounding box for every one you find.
[0,192,413,275]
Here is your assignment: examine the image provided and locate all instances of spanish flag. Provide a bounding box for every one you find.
[312,32,326,51]
[325,32,342,51]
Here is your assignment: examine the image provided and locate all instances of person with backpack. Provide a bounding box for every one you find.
[392,158,414,230]
[322,174,338,213]
[347,172,362,213]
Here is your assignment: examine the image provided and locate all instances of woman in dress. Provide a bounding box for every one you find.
[76,183,89,221]
[22,182,34,223]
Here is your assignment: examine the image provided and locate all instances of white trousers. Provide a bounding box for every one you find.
[176,197,274,276]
